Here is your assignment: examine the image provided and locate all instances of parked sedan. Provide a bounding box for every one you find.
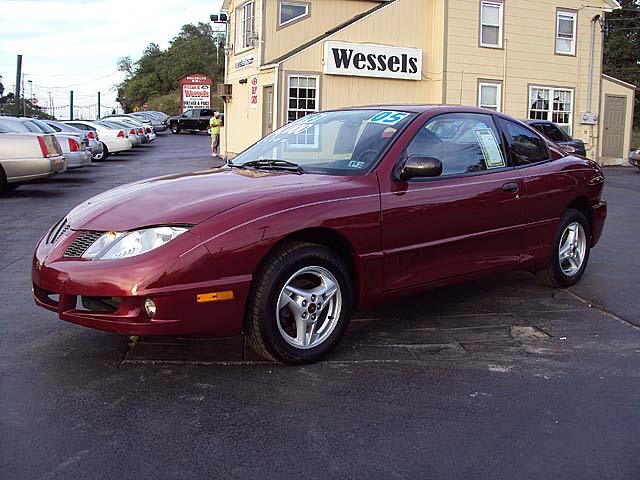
[65,120,132,160]
[98,120,143,146]
[129,112,168,133]
[20,118,92,169]
[102,115,156,142]
[32,106,606,364]
[44,120,103,160]
[0,121,66,192]
[526,120,587,156]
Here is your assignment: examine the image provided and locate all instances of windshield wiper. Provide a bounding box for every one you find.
[229,159,304,174]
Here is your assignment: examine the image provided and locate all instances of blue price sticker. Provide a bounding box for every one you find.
[368,111,410,126]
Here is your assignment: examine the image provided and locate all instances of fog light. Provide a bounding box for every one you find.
[144,298,156,318]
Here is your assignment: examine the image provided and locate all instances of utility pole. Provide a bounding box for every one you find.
[22,74,26,116]
[15,55,22,116]
[28,79,32,116]
[69,90,74,120]
[97,91,101,119]
[48,91,52,117]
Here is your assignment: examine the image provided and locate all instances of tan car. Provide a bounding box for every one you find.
[0,121,67,192]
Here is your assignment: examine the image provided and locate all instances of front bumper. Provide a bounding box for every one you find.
[629,155,640,168]
[31,231,250,337]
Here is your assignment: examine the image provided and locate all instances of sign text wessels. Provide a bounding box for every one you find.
[324,41,422,81]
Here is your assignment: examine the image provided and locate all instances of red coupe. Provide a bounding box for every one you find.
[32,106,607,364]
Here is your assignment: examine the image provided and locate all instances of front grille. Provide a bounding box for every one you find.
[47,218,70,244]
[63,231,104,258]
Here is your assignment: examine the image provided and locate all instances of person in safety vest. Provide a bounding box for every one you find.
[210,111,222,157]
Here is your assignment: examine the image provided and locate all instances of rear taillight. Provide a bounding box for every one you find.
[137,128,144,135]
[87,131,96,140]
[37,136,50,158]
[145,127,151,133]
[68,138,80,152]
[129,128,136,136]
[117,130,125,138]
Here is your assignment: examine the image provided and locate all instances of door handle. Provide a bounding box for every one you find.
[502,182,519,193]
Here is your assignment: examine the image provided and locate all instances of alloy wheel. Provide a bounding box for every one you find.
[558,222,587,276]
[276,266,342,349]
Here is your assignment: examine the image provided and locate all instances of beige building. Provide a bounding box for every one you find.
[219,0,635,165]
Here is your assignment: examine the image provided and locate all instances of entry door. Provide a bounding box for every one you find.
[380,112,526,292]
[262,86,274,137]
[602,95,626,157]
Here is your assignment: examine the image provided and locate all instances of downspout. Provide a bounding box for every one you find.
[587,14,601,112]
[274,63,280,128]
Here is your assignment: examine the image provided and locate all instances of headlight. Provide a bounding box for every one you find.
[82,226,188,260]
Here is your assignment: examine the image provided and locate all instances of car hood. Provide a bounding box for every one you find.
[66,167,350,231]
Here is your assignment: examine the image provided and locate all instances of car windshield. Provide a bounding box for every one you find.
[231,109,416,175]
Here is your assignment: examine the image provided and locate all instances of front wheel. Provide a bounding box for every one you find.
[536,209,591,288]
[170,124,180,134]
[247,242,353,364]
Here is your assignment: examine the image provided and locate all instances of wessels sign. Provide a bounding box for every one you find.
[323,41,422,81]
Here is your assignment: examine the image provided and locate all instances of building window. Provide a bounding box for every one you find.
[528,86,574,134]
[556,10,577,55]
[236,1,255,51]
[480,1,503,48]
[279,1,309,27]
[478,82,501,111]
[287,75,319,148]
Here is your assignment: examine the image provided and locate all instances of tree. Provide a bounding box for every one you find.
[604,0,640,127]
[115,23,224,114]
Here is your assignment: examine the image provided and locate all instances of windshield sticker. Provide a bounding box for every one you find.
[275,122,314,137]
[368,111,410,126]
[474,128,505,169]
[348,160,365,168]
[298,112,329,123]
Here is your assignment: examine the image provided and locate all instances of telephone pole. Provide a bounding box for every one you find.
[69,90,74,120]
[15,55,22,116]
[97,91,101,119]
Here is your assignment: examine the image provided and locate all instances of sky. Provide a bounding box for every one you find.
[0,0,223,119]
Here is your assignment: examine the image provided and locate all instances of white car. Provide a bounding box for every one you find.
[98,120,144,147]
[0,123,67,192]
[103,115,156,142]
[65,121,132,160]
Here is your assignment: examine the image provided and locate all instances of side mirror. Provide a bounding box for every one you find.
[399,155,443,181]
[562,145,576,154]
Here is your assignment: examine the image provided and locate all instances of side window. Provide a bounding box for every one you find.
[500,119,550,166]
[405,113,506,177]
[183,110,194,118]
[201,109,214,117]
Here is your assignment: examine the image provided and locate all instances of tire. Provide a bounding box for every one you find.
[247,241,353,364]
[94,142,109,161]
[170,124,180,134]
[0,167,18,192]
[536,209,591,288]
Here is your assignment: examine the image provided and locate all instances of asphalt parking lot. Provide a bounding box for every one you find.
[1,134,639,479]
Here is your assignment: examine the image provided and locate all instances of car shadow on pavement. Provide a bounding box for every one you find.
[116,270,638,367]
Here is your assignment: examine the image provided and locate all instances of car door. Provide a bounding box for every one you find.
[498,118,580,261]
[182,109,196,129]
[380,112,527,292]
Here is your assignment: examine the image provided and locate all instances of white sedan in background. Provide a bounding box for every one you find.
[64,120,132,160]
[0,121,67,192]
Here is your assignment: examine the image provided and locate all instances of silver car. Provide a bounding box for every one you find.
[44,120,103,160]
[0,121,67,192]
[129,112,168,132]
[4,117,92,169]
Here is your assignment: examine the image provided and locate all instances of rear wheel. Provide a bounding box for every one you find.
[247,241,353,364]
[536,209,591,288]
[0,167,18,193]
[93,142,109,161]
[170,124,180,134]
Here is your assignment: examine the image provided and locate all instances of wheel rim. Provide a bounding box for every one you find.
[276,266,342,350]
[558,222,587,276]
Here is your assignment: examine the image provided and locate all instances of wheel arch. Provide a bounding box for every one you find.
[242,227,361,333]
[566,196,593,241]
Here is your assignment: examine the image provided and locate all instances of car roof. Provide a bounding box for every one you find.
[346,104,497,115]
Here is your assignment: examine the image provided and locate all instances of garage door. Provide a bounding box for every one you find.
[602,95,626,158]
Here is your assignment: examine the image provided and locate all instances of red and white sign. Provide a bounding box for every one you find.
[31,97,38,105]
[249,76,258,109]
[178,73,213,113]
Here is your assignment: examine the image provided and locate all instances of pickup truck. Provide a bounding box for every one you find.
[168,108,215,134]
